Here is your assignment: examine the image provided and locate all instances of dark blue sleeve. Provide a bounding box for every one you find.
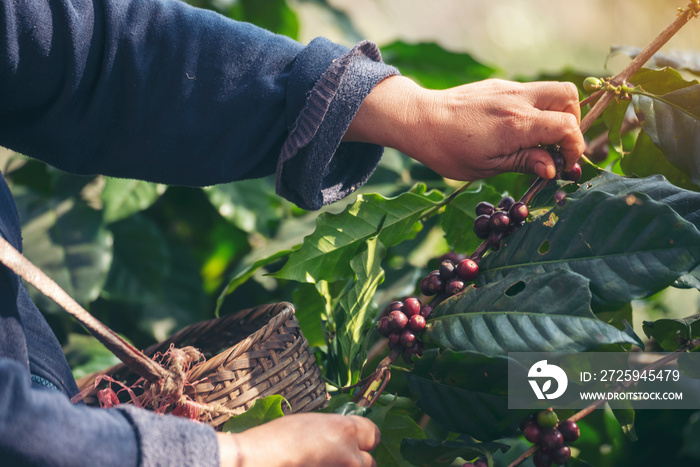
[0,359,220,467]
[0,0,399,209]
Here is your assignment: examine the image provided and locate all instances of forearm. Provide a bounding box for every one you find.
[0,0,332,185]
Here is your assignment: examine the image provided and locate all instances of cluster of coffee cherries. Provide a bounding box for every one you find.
[521,409,580,467]
[472,196,529,251]
[377,297,428,360]
[419,256,480,298]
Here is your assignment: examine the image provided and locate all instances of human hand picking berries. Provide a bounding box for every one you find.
[217,413,380,467]
[344,76,585,181]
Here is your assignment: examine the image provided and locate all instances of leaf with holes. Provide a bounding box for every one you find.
[477,175,700,311]
[569,171,700,228]
[433,269,596,319]
[428,303,640,356]
[426,270,641,355]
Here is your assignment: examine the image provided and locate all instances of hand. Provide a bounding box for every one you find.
[217,413,380,467]
[344,76,585,180]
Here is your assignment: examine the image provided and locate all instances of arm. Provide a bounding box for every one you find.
[344,76,585,180]
[0,358,220,467]
[0,0,397,210]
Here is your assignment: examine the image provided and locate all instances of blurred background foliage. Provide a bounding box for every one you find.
[1,0,699,465]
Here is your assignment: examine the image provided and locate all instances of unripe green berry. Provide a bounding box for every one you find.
[537,408,559,429]
[583,76,602,93]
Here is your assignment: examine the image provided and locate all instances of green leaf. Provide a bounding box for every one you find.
[64,333,121,380]
[602,100,630,155]
[381,41,497,89]
[678,351,700,379]
[275,189,443,283]
[406,371,519,441]
[333,236,385,385]
[229,0,299,40]
[441,185,501,253]
[428,311,640,355]
[632,84,700,184]
[366,398,426,467]
[595,302,633,331]
[643,317,700,351]
[433,269,596,319]
[478,175,700,311]
[429,269,641,355]
[15,187,113,308]
[204,177,288,234]
[569,171,700,229]
[621,130,699,191]
[611,48,700,77]
[214,249,293,316]
[101,215,170,303]
[674,266,700,290]
[411,349,522,396]
[681,411,700,460]
[291,283,327,348]
[401,437,510,466]
[221,395,289,434]
[611,407,637,441]
[407,350,527,441]
[630,68,697,96]
[101,178,165,224]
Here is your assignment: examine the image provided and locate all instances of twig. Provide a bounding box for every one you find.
[580,1,700,134]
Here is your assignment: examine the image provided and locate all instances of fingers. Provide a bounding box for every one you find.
[527,81,581,124]
[509,147,559,179]
[359,451,377,467]
[522,110,584,171]
[348,415,381,452]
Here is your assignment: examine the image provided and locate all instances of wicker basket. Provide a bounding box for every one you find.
[77,302,328,429]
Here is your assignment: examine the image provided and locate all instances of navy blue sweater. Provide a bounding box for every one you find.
[0,0,398,465]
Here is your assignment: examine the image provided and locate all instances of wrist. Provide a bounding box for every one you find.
[216,432,243,467]
[343,75,425,152]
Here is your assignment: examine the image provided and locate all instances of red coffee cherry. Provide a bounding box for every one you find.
[456,258,479,282]
[387,310,408,332]
[541,428,564,450]
[475,201,495,216]
[402,297,422,317]
[408,314,426,332]
[558,420,580,442]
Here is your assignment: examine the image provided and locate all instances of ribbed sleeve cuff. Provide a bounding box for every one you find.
[117,405,219,467]
[276,40,400,210]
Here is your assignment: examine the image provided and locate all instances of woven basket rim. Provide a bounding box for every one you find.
[76,302,295,391]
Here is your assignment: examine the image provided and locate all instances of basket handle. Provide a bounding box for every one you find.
[0,235,166,382]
